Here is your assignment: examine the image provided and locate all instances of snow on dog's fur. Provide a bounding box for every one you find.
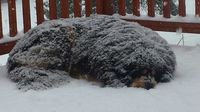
[7,15,176,90]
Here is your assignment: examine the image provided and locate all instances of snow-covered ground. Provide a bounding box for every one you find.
[0,45,200,112]
[0,0,200,112]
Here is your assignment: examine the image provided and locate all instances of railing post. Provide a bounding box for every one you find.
[179,0,186,17]
[196,0,200,16]
[49,0,57,19]
[36,0,44,25]
[0,1,3,39]
[119,0,126,16]
[147,0,155,17]
[102,0,113,15]
[96,0,103,14]
[74,0,81,17]
[8,0,17,37]
[85,0,92,17]
[22,0,31,33]
[96,0,113,15]
[133,0,140,16]
[61,0,69,18]
[163,0,171,18]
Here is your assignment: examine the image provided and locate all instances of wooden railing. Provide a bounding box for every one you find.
[0,0,200,55]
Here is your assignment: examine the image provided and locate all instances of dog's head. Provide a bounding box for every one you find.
[129,69,157,90]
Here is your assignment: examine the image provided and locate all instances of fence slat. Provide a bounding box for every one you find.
[61,0,69,18]
[85,0,92,17]
[49,0,57,19]
[74,0,81,17]
[103,0,113,15]
[119,0,126,16]
[22,0,31,33]
[179,0,186,17]
[96,0,103,14]
[8,0,17,37]
[0,1,3,39]
[133,0,140,16]
[147,0,155,17]
[163,0,171,18]
[196,0,200,16]
[36,0,44,25]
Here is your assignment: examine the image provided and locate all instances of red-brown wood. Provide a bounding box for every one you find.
[74,0,81,17]
[179,0,186,17]
[103,0,114,15]
[196,0,200,16]
[96,0,103,14]
[0,41,17,55]
[85,0,92,17]
[119,0,126,16]
[36,0,44,25]
[0,1,3,39]
[122,18,200,34]
[49,0,57,19]
[22,0,31,33]
[8,0,17,37]
[147,0,155,17]
[133,0,140,16]
[163,0,171,18]
[61,0,69,18]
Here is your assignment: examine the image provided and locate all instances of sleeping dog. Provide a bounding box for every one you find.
[7,15,176,90]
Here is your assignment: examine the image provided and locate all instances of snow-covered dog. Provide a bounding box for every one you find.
[7,15,176,90]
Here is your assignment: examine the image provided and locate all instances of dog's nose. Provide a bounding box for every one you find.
[144,82,154,90]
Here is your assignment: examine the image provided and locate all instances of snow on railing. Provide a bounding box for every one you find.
[0,0,200,55]
[118,0,200,33]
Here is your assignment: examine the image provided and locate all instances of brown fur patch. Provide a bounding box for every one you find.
[69,67,99,82]
[129,76,157,89]
[74,73,98,82]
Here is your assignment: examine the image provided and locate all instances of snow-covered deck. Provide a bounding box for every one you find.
[0,45,199,112]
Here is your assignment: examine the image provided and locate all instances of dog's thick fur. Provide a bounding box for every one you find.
[7,15,176,90]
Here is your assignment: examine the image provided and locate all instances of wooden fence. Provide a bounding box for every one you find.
[0,0,200,55]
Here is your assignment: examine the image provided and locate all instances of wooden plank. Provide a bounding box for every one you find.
[147,0,155,17]
[103,0,113,15]
[8,0,17,37]
[119,0,126,16]
[0,41,17,55]
[0,1,3,39]
[179,0,186,17]
[74,0,81,17]
[61,0,69,18]
[96,0,103,14]
[121,18,200,33]
[22,0,31,33]
[163,0,171,18]
[196,0,200,16]
[36,0,44,25]
[49,0,57,19]
[85,0,92,17]
[132,0,140,16]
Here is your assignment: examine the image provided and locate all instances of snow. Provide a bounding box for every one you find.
[0,0,200,112]
[0,45,200,112]
[0,32,24,44]
[120,15,200,23]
